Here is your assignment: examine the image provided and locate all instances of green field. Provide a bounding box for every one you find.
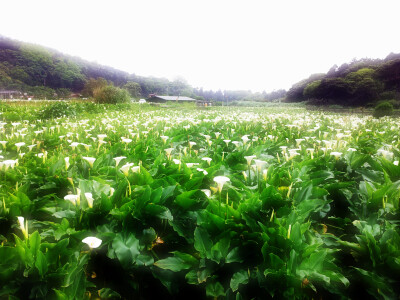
[0,103,399,299]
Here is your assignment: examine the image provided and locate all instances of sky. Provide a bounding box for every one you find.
[1,0,400,93]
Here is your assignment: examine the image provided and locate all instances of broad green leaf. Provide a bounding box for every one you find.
[210,236,230,263]
[144,204,173,221]
[175,190,199,209]
[154,257,192,272]
[299,250,327,272]
[226,247,243,263]
[98,288,121,299]
[112,233,140,267]
[159,185,176,204]
[206,281,225,297]
[29,231,41,258]
[194,227,213,258]
[53,210,76,219]
[136,254,154,266]
[269,253,284,269]
[230,270,249,292]
[63,253,89,299]
[171,251,198,266]
[150,187,163,203]
[287,249,297,275]
[35,250,48,277]
[141,227,157,246]
[53,289,69,300]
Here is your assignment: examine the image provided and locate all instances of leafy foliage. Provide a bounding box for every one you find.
[373,101,394,118]
[0,101,400,299]
[37,101,77,119]
[94,85,130,104]
[288,56,400,106]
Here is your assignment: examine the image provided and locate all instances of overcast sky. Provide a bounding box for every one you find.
[1,0,399,92]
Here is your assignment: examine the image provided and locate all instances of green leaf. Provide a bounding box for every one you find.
[269,253,284,269]
[154,257,193,272]
[141,227,157,247]
[136,254,154,266]
[194,227,213,258]
[45,238,70,264]
[112,233,140,267]
[226,247,243,263]
[206,281,225,297]
[53,210,76,219]
[299,250,327,272]
[171,251,198,266]
[35,250,48,277]
[8,191,32,216]
[29,231,41,258]
[185,269,198,285]
[144,204,173,221]
[260,186,284,209]
[150,187,163,204]
[159,185,176,204]
[53,289,69,300]
[230,270,249,292]
[322,270,349,287]
[137,167,154,185]
[184,176,203,190]
[287,249,297,275]
[289,222,302,249]
[98,288,121,299]
[210,236,230,263]
[175,190,199,209]
[63,253,89,299]
[49,157,64,176]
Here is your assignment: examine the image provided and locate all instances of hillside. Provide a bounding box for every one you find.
[0,36,285,102]
[3,35,399,106]
[286,54,400,106]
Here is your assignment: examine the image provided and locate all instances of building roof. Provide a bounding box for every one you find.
[0,90,21,94]
[150,95,196,101]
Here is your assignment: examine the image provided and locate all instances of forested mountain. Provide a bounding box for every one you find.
[5,34,398,106]
[286,54,400,106]
[0,35,283,102]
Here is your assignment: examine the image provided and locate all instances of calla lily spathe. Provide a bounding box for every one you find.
[17,216,28,238]
[213,176,230,193]
[85,193,94,208]
[82,236,102,248]
[113,156,127,167]
[82,157,96,168]
[120,162,134,176]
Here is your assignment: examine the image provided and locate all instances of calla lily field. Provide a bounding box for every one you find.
[0,102,400,299]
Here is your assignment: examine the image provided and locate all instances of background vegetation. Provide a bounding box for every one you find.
[0,36,284,103]
[1,35,400,107]
[287,55,400,106]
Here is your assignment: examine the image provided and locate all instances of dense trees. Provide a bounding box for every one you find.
[3,35,399,106]
[94,84,130,104]
[123,81,142,99]
[286,73,325,102]
[1,36,287,102]
[288,56,400,106]
[82,77,108,98]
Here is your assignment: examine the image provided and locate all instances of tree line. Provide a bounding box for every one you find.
[286,54,400,106]
[0,36,284,102]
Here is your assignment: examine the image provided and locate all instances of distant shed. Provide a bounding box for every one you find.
[0,90,22,99]
[147,95,197,103]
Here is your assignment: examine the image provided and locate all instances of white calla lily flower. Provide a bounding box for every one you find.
[82,157,96,168]
[82,236,102,249]
[85,193,94,208]
[213,176,230,193]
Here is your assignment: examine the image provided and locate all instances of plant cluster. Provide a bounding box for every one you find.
[0,105,399,299]
[37,101,78,119]
[373,101,394,118]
